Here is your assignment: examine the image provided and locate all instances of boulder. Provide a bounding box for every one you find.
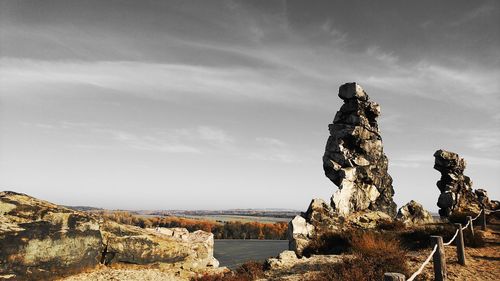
[396,200,434,226]
[287,215,314,256]
[0,191,102,281]
[100,222,217,270]
[0,191,218,280]
[433,150,482,217]
[265,250,298,270]
[323,82,397,217]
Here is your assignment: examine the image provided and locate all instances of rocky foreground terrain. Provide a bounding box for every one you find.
[0,191,219,281]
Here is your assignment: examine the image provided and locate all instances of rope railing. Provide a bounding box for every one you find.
[385,207,499,280]
[443,228,459,246]
[471,211,482,221]
[461,220,470,230]
[406,244,438,281]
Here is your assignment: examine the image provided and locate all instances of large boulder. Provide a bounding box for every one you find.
[0,191,102,280]
[396,200,434,226]
[100,222,217,270]
[287,215,314,257]
[433,150,482,217]
[323,83,397,217]
[0,191,218,280]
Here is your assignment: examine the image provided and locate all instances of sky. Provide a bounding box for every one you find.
[0,0,499,211]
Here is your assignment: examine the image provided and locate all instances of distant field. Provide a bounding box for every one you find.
[177,214,292,223]
[214,239,288,269]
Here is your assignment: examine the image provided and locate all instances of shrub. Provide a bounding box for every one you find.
[191,261,265,281]
[313,232,409,281]
[448,211,476,225]
[399,225,456,250]
[301,231,352,257]
[377,219,406,231]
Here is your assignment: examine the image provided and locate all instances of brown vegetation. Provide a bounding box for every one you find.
[312,232,410,281]
[191,261,265,281]
[98,211,288,240]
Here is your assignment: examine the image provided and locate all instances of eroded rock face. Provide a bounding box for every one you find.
[434,150,481,217]
[0,191,102,281]
[100,222,217,270]
[0,191,218,281]
[396,200,434,226]
[323,83,396,217]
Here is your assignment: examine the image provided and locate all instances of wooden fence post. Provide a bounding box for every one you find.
[431,236,447,281]
[454,223,466,265]
[481,208,487,230]
[467,216,474,237]
[384,272,406,281]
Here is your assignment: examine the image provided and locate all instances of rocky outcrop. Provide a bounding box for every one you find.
[0,191,103,280]
[100,222,217,269]
[475,189,500,211]
[396,200,434,226]
[434,150,482,217]
[323,82,396,217]
[0,191,218,281]
[289,83,398,255]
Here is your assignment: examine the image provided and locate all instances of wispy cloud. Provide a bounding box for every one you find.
[390,153,433,168]
[255,137,287,147]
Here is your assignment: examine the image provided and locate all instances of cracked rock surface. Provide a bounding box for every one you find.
[323,82,396,217]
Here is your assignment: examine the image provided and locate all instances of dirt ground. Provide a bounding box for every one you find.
[407,220,500,281]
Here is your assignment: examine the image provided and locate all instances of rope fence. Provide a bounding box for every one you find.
[461,220,470,230]
[406,245,438,281]
[384,207,498,281]
[443,229,459,246]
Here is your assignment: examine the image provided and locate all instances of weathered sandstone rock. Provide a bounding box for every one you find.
[0,191,218,281]
[323,82,396,217]
[0,191,102,281]
[303,198,341,232]
[396,200,434,226]
[287,215,314,256]
[434,150,481,217]
[265,250,298,270]
[345,211,392,229]
[100,222,217,270]
[474,189,500,211]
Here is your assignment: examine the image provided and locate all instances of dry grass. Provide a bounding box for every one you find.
[191,261,265,281]
[311,232,410,281]
[301,231,351,256]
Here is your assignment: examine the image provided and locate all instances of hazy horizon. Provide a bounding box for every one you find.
[1,0,499,212]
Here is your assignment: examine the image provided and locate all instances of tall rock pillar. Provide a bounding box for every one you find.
[323,83,396,217]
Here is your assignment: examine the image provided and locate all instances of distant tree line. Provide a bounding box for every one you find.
[98,211,288,240]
